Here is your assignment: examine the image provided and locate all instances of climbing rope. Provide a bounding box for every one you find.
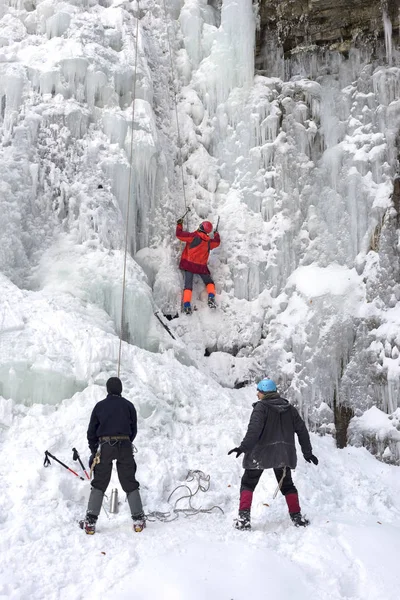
[116,1,190,365]
[162,0,188,213]
[117,2,141,377]
[145,470,224,523]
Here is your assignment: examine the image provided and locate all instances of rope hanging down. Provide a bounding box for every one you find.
[145,470,224,523]
[117,2,141,377]
[162,0,188,213]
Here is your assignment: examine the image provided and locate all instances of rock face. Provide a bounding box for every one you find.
[256,0,400,70]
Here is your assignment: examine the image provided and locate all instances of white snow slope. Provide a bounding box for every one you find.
[1,370,400,600]
[1,1,400,599]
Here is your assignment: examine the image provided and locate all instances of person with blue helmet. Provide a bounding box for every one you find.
[257,378,278,393]
[228,378,318,530]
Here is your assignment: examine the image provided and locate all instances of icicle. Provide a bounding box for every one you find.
[382,10,393,67]
[179,0,205,69]
[46,13,71,39]
[192,0,255,115]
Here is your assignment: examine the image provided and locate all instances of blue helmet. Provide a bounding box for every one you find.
[257,378,277,393]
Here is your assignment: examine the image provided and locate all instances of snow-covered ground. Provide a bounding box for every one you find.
[1,365,400,600]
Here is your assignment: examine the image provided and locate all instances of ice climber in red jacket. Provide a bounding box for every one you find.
[176,218,220,314]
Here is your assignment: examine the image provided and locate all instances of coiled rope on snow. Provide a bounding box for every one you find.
[145,470,224,523]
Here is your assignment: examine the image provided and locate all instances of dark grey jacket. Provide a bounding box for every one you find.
[241,393,313,470]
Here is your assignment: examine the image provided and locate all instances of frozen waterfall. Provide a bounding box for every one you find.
[0,0,400,462]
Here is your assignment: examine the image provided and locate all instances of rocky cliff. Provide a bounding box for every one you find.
[256,0,400,72]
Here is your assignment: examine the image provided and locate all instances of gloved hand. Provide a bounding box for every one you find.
[228,447,244,458]
[177,218,184,226]
[305,454,318,465]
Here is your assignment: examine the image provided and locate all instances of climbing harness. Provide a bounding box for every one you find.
[145,470,224,523]
[273,466,287,499]
[117,1,141,378]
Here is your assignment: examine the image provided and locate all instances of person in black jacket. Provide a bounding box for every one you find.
[228,378,318,530]
[80,377,145,534]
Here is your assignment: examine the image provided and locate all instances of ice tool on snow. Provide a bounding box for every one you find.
[72,447,90,480]
[43,450,85,480]
[154,310,176,339]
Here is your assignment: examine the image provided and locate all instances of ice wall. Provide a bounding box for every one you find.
[2,0,400,460]
[0,0,191,403]
[164,0,400,449]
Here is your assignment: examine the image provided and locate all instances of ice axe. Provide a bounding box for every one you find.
[43,450,85,480]
[178,206,191,222]
[215,216,220,232]
[154,310,176,340]
[72,447,90,480]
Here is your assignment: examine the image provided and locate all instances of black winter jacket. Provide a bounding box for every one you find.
[87,394,138,453]
[241,393,312,470]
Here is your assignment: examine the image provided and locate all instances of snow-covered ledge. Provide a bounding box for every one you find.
[348,406,400,465]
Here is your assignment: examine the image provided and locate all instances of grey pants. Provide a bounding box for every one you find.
[87,440,143,519]
[183,270,214,290]
[87,487,143,519]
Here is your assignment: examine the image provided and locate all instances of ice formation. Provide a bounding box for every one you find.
[1,3,400,597]
[0,0,400,462]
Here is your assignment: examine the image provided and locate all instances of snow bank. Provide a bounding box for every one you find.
[348,406,400,464]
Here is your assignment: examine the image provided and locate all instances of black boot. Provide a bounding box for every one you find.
[132,513,146,533]
[234,509,251,530]
[183,302,192,315]
[79,513,97,535]
[290,512,309,527]
[207,294,217,309]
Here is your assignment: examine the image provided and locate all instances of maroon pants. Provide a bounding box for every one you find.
[239,468,300,513]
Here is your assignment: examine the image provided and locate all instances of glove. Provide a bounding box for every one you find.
[89,453,96,469]
[228,447,244,458]
[177,218,184,226]
[305,454,318,465]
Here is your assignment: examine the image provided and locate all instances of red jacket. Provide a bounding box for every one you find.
[176,224,220,274]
